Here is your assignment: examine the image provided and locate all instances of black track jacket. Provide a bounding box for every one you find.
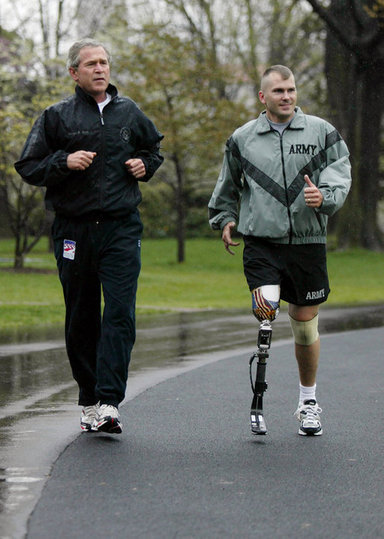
[15,84,163,218]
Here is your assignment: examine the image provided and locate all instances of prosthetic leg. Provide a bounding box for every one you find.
[249,285,280,435]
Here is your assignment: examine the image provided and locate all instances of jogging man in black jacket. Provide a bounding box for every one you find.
[15,38,164,434]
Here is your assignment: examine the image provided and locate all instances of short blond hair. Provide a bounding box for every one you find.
[260,65,294,91]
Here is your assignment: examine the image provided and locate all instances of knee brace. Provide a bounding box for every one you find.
[251,285,280,322]
[289,314,319,346]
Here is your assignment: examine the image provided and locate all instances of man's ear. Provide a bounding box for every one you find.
[258,90,266,104]
[69,67,79,82]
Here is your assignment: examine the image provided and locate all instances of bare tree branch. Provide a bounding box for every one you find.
[306,0,384,54]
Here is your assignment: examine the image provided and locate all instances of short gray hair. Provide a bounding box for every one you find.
[67,38,111,69]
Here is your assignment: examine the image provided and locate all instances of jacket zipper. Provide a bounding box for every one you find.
[97,95,116,209]
[99,110,105,208]
[279,132,293,244]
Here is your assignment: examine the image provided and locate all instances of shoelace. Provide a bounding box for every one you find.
[294,403,322,420]
[300,404,322,422]
[99,404,119,418]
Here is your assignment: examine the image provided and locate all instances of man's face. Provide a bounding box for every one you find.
[259,73,297,123]
[69,46,110,102]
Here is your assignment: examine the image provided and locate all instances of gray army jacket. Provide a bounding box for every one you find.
[208,107,351,244]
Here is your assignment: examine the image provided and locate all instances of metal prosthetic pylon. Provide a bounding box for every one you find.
[249,319,272,435]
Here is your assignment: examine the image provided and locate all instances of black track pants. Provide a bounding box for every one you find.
[52,211,143,407]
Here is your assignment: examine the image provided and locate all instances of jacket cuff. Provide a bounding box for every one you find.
[220,217,236,230]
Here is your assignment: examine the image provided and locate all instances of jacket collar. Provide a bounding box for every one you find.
[75,83,118,105]
[256,107,305,134]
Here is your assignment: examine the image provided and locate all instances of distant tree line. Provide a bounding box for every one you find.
[0,0,382,267]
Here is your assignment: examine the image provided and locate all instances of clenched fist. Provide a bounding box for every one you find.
[67,151,97,171]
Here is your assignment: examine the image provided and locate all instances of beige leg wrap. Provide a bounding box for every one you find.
[289,314,319,346]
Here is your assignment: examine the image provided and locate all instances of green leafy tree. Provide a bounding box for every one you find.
[0,112,46,268]
[111,25,249,261]
[0,28,71,268]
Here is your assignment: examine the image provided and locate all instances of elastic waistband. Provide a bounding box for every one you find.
[56,211,133,223]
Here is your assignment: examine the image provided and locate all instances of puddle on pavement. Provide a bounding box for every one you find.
[0,305,384,538]
[1,305,384,425]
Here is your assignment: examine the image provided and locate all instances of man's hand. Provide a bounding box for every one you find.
[222,221,240,255]
[67,151,96,171]
[304,174,323,208]
[125,158,146,179]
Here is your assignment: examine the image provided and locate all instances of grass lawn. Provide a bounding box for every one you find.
[1,237,384,334]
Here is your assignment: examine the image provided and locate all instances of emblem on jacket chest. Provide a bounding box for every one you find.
[120,127,131,142]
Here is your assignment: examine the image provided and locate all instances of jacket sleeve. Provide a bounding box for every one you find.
[133,109,164,182]
[135,143,163,182]
[317,130,352,217]
[208,136,243,230]
[14,109,71,187]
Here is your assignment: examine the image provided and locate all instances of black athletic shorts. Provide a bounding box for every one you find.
[243,236,330,306]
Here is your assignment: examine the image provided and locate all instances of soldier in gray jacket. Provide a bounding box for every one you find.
[209,65,351,436]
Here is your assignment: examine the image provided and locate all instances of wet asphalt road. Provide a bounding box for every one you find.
[27,326,384,539]
[1,306,384,538]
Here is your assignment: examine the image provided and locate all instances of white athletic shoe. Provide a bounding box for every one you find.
[294,399,323,436]
[80,404,99,432]
[91,404,122,434]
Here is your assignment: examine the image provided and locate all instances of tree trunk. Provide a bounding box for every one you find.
[359,65,383,249]
[13,237,24,269]
[173,153,186,263]
[322,0,384,249]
